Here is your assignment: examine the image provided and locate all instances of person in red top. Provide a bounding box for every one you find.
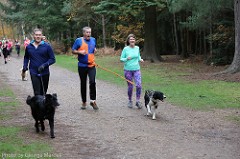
[7,39,13,61]
[0,40,2,57]
[72,26,98,110]
[24,37,30,49]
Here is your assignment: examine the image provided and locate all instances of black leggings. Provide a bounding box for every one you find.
[16,47,20,55]
[78,67,96,103]
[2,48,8,58]
[30,74,50,96]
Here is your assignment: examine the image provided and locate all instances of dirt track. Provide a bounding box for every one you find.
[0,55,240,159]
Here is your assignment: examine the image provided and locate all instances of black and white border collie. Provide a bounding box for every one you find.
[144,90,166,120]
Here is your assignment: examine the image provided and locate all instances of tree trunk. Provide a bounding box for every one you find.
[58,32,62,42]
[203,30,207,57]
[1,19,5,37]
[180,29,184,57]
[69,21,74,47]
[63,31,68,53]
[209,26,213,58]
[209,1,213,58]
[102,14,107,48]
[143,5,160,62]
[226,0,240,73]
[190,31,194,54]
[173,13,179,55]
[21,23,25,41]
[199,30,202,55]
[180,28,188,58]
[195,30,198,55]
[11,23,15,40]
[186,29,189,54]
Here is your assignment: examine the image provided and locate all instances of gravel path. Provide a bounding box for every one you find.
[0,55,240,159]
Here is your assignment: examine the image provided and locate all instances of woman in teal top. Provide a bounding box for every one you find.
[120,34,144,109]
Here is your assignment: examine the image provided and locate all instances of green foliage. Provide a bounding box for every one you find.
[92,0,123,16]
[225,115,240,124]
[92,0,167,46]
[92,0,167,22]
[112,16,144,46]
[207,25,234,65]
[0,86,15,97]
[0,85,17,120]
[166,0,235,62]
[64,0,95,23]
[93,0,156,15]
[0,0,69,37]
[0,126,54,159]
[0,0,236,63]
[168,0,234,30]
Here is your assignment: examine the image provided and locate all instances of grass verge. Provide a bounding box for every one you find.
[225,115,240,124]
[55,54,240,110]
[0,81,55,159]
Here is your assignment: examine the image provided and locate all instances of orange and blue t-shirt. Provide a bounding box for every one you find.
[72,37,96,67]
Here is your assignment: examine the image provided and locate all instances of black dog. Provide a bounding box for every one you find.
[26,93,60,138]
[144,90,166,120]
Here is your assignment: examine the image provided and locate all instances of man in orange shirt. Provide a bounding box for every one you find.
[72,26,98,110]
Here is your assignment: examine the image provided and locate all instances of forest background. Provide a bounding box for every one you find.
[0,0,239,73]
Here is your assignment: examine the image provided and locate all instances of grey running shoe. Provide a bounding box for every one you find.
[90,101,99,110]
[128,101,133,108]
[136,101,142,109]
[81,102,87,110]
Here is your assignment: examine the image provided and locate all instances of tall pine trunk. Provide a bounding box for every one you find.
[209,26,213,58]
[226,0,240,73]
[143,5,160,62]
[1,19,5,37]
[102,14,107,48]
[180,28,189,58]
[63,31,68,53]
[203,30,207,57]
[21,23,25,41]
[173,13,179,55]
[70,22,74,47]
[195,30,198,55]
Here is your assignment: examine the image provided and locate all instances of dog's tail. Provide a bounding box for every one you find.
[26,95,32,105]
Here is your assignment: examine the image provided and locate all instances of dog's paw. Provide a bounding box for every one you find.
[152,114,156,120]
[41,126,45,131]
[23,78,28,81]
[147,112,152,116]
[51,135,55,139]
